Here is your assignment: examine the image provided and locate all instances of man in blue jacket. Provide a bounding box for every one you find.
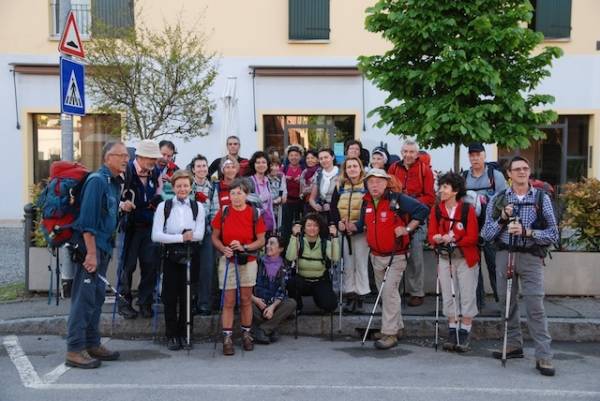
[66,141,128,369]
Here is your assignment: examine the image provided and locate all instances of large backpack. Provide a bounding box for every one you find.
[37,161,90,248]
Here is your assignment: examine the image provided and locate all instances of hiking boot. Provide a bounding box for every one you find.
[223,334,235,356]
[87,345,120,361]
[454,329,471,353]
[407,296,424,307]
[269,330,280,343]
[167,337,181,351]
[242,331,254,351]
[373,329,403,341]
[374,334,398,350]
[443,328,457,351]
[138,304,153,319]
[492,347,524,360]
[118,301,138,319]
[253,327,271,345]
[536,359,556,377]
[65,350,101,369]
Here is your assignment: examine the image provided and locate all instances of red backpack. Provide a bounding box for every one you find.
[37,161,90,248]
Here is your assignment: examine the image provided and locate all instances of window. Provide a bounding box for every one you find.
[50,0,92,38]
[50,0,134,39]
[289,0,330,41]
[531,0,572,39]
[32,114,121,184]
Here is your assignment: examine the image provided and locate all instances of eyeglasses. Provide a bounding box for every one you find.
[227,142,240,146]
[510,167,530,173]
[108,153,130,159]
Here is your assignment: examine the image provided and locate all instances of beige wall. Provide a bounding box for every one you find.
[1,0,599,56]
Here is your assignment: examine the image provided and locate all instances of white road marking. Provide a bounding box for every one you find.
[2,335,599,398]
[2,335,43,387]
[43,336,111,384]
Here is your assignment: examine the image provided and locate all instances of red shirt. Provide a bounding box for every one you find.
[388,159,435,207]
[427,200,480,267]
[216,181,232,210]
[284,164,303,201]
[211,206,266,262]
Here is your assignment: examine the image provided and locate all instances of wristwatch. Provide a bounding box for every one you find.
[406,227,412,233]
[243,245,249,253]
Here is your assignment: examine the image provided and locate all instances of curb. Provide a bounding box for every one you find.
[1,314,599,342]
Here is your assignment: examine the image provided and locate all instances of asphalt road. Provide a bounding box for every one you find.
[1,335,599,401]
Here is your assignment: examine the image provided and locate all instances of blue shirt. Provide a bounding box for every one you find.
[481,187,558,247]
[73,165,121,254]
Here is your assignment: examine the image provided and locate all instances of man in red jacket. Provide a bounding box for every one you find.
[356,169,429,349]
[388,139,435,306]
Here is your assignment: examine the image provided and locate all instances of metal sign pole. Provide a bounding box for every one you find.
[59,0,74,162]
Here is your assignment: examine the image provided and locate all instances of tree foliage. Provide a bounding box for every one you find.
[359,0,562,168]
[561,178,600,252]
[87,17,217,140]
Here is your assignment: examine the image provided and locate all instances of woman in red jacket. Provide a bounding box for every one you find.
[428,172,480,353]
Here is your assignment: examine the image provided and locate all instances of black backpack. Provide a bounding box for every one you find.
[163,198,199,230]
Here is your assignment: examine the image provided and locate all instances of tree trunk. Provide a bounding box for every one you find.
[454,143,461,173]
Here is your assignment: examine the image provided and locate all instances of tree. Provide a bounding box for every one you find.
[358,0,562,171]
[87,17,217,140]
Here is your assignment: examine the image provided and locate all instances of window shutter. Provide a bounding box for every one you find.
[92,0,134,33]
[535,0,572,39]
[289,0,330,40]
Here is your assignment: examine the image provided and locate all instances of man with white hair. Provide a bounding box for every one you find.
[387,139,435,306]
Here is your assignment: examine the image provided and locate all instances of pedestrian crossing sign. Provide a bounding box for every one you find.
[60,57,85,116]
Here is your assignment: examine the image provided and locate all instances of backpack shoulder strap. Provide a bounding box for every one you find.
[190,199,199,221]
[435,203,442,224]
[321,237,328,262]
[163,199,173,231]
[486,164,496,191]
[461,201,470,230]
[219,205,230,242]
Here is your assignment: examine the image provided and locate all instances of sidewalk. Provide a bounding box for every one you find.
[1,295,599,341]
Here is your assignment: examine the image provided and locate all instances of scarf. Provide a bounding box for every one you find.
[263,255,283,280]
[319,166,339,199]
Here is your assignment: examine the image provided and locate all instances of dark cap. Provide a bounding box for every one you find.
[468,143,485,153]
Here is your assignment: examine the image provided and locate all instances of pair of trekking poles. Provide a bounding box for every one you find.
[213,253,244,357]
[433,244,462,351]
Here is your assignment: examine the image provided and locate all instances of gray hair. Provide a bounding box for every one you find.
[401,138,419,152]
[228,177,251,194]
[102,141,125,161]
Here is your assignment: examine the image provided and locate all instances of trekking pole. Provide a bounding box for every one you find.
[213,256,230,358]
[185,242,192,353]
[233,254,243,357]
[362,255,394,346]
[55,248,60,306]
[293,228,300,340]
[47,249,53,305]
[338,234,345,334]
[152,246,164,343]
[434,250,441,352]
[97,274,123,299]
[447,248,460,348]
[501,232,516,368]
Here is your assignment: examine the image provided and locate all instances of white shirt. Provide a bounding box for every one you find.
[151,198,205,244]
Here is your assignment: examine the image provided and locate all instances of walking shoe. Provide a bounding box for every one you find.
[536,359,556,376]
[373,329,403,341]
[492,347,524,360]
[180,337,193,350]
[253,328,271,345]
[242,331,254,351]
[65,351,101,369]
[167,337,181,351]
[443,328,457,351]
[269,330,280,343]
[118,301,138,319]
[138,304,153,319]
[374,334,398,350]
[454,329,471,353]
[87,345,120,361]
[223,334,235,356]
[407,296,424,307]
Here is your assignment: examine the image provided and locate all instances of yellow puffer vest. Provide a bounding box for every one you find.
[336,180,366,223]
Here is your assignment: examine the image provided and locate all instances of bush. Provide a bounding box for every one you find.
[29,183,48,248]
[560,178,600,252]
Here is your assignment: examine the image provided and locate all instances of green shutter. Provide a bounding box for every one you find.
[535,0,572,39]
[92,0,134,34]
[289,0,330,40]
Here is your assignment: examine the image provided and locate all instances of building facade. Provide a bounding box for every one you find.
[0,0,598,220]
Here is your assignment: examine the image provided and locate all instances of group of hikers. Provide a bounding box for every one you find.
[63,135,559,378]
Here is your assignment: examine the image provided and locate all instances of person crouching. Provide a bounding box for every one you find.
[151,170,205,351]
[428,172,480,352]
[252,235,297,344]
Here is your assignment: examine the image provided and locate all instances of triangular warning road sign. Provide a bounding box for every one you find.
[65,71,83,108]
[58,11,85,58]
